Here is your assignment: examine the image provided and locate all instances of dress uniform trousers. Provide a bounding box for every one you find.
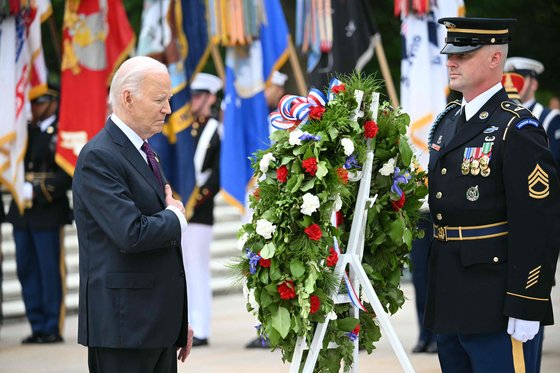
[14,227,64,335]
[437,328,542,373]
[182,223,213,339]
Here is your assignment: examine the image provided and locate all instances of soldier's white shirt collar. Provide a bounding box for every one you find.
[461,82,503,121]
[523,98,536,109]
[38,114,56,132]
[110,113,147,163]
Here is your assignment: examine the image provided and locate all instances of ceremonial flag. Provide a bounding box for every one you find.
[139,0,211,204]
[28,0,51,100]
[400,0,464,170]
[56,0,135,176]
[301,0,378,90]
[220,0,289,212]
[0,9,35,213]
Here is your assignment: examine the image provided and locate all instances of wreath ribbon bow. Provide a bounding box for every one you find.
[269,88,327,130]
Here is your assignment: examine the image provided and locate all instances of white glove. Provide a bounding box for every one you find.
[507,317,540,343]
[22,181,34,201]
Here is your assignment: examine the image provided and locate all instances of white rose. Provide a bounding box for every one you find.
[256,219,276,239]
[259,153,276,173]
[300,193,320,216]
[340,138,355,156]
[237,232,249,251]
[327,310,338,320]
[289,129,303,146]
[334,194,342,212]
[379,158,396,176]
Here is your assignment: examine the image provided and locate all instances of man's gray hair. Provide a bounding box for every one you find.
[109,56,168,108]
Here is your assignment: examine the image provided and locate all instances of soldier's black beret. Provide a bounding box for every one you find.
[438,17,517,54]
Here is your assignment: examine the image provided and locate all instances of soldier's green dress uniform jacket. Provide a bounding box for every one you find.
[425,88,560,334]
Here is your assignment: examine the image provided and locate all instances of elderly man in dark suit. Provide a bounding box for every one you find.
[73,56,192,372]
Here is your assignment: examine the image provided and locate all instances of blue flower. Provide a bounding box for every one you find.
[246,249,261,275]
[391,167,411,197]
[299,133,321,141]
[344,155,361,170]
[346,332,358,342]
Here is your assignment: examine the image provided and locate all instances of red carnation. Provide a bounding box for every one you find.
[304,223,322,241]
[276,165,288,183]
[253,188,260,200]
[364,120,379,139]
[332,84,346,94]
[352,324,360,335]
[337,167,348,184]
[391,193,406,211]
[310,295,321,314]
[309,105,325,120]
[278,280,296,300]
[336,210,344,227]
[302,157,318,176]
[326,247,338,267]
[257,251,271,268]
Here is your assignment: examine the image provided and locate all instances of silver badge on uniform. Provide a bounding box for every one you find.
[479,111,489,120]
[483,126,499,134]
[466,185,479,201]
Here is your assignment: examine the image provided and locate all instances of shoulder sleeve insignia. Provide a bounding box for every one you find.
[516,118,540,129]
[528,164,549,199]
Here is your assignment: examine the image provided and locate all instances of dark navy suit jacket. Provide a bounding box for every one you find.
[73,118,187,348]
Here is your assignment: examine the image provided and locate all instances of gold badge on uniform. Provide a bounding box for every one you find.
[466,185,479,201]
[528,164,549,199]
[479,111,489,120]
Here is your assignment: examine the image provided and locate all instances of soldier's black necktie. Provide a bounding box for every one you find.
[141,141,163,190]
[454,108,467,134]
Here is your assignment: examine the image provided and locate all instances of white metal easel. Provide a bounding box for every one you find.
[289,91,414,373]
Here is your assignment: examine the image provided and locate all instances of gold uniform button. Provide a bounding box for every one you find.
[436,192,442,199]
[493,257,499,263]
[436,213,443,221]
[441,168,447,175]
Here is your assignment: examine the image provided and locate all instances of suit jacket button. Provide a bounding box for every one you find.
[436,192,443,199]
[441,168,447,175]
[436,213,443,221]
[493,257,499,263]
[171,240,177,246]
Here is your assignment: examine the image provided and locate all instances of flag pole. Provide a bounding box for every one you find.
[211,45,225,81]
[373,34,399,108]
[47,15,62,68]
[288,37,307,96]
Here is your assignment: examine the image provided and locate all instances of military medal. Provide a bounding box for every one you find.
[462,147,473,175]
[479,142,493,177]
[470,147,481,176]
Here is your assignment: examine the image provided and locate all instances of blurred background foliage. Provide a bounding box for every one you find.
[43,0,560,105]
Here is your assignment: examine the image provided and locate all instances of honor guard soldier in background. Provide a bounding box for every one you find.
[426,17,560,372]
[504,57,560,172]
[182,72,223,347]
[6,86,72,344]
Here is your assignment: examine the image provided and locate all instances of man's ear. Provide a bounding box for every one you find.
[122,89,134,109]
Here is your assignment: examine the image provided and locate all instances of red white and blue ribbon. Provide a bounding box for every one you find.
[327,77,343,102]
[269,88,327,130]
[333,237,368,313]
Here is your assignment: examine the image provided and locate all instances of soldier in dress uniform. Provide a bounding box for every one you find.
[182,73,223,347]
[6,87,72,344]
[504,57,560,172]
[426,17,560,372]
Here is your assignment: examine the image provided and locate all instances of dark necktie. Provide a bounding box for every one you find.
[141,141,163,190]
[454,108,467,135]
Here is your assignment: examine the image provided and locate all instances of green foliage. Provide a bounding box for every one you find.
[233,73,426,371]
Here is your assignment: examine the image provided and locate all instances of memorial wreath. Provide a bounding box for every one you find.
[233,74,427,372]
